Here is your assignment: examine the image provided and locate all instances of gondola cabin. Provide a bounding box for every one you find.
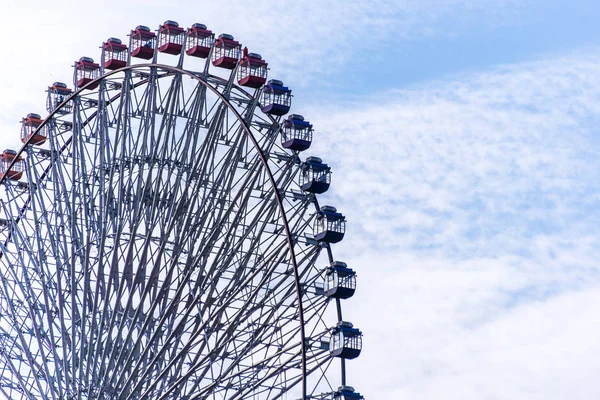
[261,79,291,116]
[103,37,128,70]
[237,52,267,88]
[75,57,100,90]
[186,23,214,58]
[330,321,362,359]
[212,33,240,69]
[0,150,24,181]
[300,156,331,194]
[158,20,184,55]
[46,82,73,114]
[314,205,345,243]
[21,113,47,145]
[281,114,312,151]
[131,25,156,60]
[333,386,364,400]
[325,261,356,299]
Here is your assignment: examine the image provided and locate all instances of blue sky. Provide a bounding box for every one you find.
[343,1,600,91]
[1,0,600,398]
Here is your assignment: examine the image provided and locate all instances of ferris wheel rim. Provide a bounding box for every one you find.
[2,27,362,395]
[1,61,313,396]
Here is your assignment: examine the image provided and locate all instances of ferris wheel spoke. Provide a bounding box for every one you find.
[26,180,74,395]
[306,349,337,397]
[194,344,304,399]
[88,70,173,388]
[102,74,186,297]
[107,180,260,394]
[302,297,330,343]
[143,257,298,399]
[97,204,200,392]
[0,269,49,398]
[0,384,15,400]
[181,253,308,396]
[81,76,132,390]
[118,197,283,396]
[226,348,330,400]
[124,225,291,398]
[93,233,160,386]
[0,344,39,400]
[1,231,62,399]
[286,200,316,242]
[0,212,53,345]
[98,73,204,392]
[103,203,225,390]
[70,106,108,399]
[198,172,278,273]
[1,32,360,397]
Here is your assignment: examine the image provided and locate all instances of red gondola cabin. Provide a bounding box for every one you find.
[21,113,47,145]
[238,52,267,88]
[158,20,184,55]
[0,150,24,181]
[212,33,240,69]
[76,57,100,90]
[46,82,73,114]
[186,23,214,58]
[103,37,128,70]
[131,25,156,60]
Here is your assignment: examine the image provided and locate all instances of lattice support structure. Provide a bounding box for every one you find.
[0,21,363,400]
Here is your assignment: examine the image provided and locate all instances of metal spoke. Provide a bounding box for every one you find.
[0,21,360,400]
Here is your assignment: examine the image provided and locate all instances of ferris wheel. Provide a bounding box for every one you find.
[0,20,363,400]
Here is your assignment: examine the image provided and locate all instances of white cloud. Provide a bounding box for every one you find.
[308,51,600,258]
[0,0,525,116]
[1,2,598,398]
[300,51,600,398]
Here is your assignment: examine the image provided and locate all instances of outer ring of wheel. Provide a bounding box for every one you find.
[2,63,311,398]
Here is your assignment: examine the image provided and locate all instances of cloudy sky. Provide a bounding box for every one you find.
[1,0,600,399]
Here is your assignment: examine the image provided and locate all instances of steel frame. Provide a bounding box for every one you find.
[0,31,352,400]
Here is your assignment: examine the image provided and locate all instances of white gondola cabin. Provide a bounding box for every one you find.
[103,37,127,70]
[281,114,312,151]
[300,156,331,194]
[46,82,72,114]
[261,79,291,116]
[158,20,184,55]
[238,52,267,88]
[21,113,46,145]
[0,150,24,181]
[330,321,362,360]
[212,33,240,69]
[333,386,364,400]
[131,25,156,60]
[186,23,214,58]
[75,57,100,90]
[314,205,345,243]
[325,261,356,299]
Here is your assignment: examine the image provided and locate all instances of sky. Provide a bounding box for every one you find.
[1,0,600,399]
